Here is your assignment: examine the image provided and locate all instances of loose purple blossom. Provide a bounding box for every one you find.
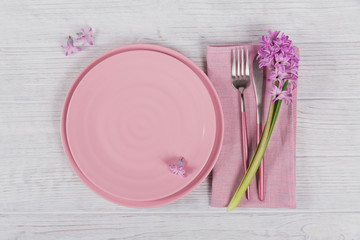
[76,27,94,46]
[61,36,81,56]
[257,30,299,104]
[169,157,187,178]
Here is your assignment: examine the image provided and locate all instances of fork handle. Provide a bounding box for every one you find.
[240,93,250,200]
[257,123,264,201]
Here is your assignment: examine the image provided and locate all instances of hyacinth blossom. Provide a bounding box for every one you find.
[61,27,94,56]
[169,157,187,178]
[61,36,81,56]
[76,27,94,46]
[258,30,299,104]
[227,31,299,211]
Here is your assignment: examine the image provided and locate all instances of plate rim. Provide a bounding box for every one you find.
[60,44,224,208]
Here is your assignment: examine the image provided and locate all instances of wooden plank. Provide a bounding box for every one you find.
[0,0,359,44]
[1,213,360,239]
[296,99,360,156]
[1,155,360,212]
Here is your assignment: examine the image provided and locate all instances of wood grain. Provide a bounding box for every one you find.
[1,213,360,240]
[1,0,360,239]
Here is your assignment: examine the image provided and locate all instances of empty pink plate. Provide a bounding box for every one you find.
[61,44,223,207]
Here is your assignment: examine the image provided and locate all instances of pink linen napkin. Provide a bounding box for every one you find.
[208,45,298,208]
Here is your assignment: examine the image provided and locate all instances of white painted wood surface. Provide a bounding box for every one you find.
[1,0,360,239]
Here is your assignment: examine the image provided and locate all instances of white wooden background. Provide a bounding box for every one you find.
[1,0,360,239]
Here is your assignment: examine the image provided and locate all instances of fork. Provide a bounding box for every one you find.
[231,48,251,200]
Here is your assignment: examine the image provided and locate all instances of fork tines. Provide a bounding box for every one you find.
[231,48,250,90]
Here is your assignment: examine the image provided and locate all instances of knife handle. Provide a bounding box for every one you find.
[241,109,250,200]
[257,123,264,201]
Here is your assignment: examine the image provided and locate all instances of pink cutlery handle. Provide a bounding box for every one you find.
[257,123,264,201]
[241,111,250,200]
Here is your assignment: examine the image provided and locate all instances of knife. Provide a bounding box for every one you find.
[252,55,265,201]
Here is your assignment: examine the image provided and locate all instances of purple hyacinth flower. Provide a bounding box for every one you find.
[257,30,299,104]
[61,36,81,56]
[76,27,94,46]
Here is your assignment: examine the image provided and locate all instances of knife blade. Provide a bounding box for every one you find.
[252,55,265,201]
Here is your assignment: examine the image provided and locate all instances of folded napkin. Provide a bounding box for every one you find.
[208,45,298,208]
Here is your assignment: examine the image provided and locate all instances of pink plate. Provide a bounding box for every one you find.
[61,44,223,207]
